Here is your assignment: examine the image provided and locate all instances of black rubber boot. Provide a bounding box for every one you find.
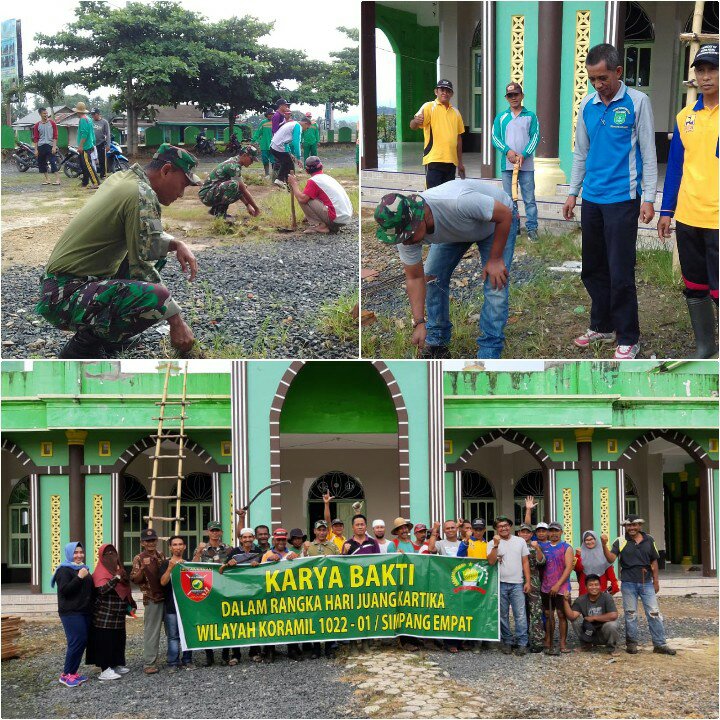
[263,162,270,177]
[686,296,719,358]
[58,328,108,359]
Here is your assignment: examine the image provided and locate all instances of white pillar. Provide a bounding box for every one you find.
[231,361,249,529]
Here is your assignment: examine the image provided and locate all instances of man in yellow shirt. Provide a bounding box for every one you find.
[658,43,718,358]
[410,79,466,188]
[322,491,347,550]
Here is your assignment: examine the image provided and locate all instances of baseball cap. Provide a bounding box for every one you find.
[331,518,344,526]
[505,82,523,95]
[436,79,454,91]
[519,523,533,532]
[275,98,290,108]
[535,522,549,530]
[372,519,385,529]
[289,528,306,540]
[548,522,563,531]
[472,519,486,530]
[140,528,158,541]
[91,107,101,114]
[375,192,426,244]
[314,519,328,529]
[152,144,202,186]
[272,527,288,538]
[206,521,222,531]
[493,515,513,528]
[414,523,427,533]
[305,156,323,174]
[691,43,719,68]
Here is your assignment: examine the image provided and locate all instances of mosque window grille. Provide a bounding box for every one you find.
[562,488,574,542]
[684,4,719,34]
[625,2,655,41]
[308,472,364,500]
[50,494,62,573]
[461,470,495,498]
[180,473,212,502]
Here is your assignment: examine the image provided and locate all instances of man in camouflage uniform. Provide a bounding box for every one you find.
[198,145,261,221]
[517,522,546,652]
[252,110,274,176]
[302,113,320,162]
[36,144,201,358]
[191,520,237,666]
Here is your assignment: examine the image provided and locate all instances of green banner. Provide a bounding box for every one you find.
[172,554,499,650]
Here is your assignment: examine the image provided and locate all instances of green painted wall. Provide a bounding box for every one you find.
[84,475,112,565]
[280,362,398,434]
[2,125,15,150]
[494,2,539,177]
[558,2,607,178]
[386,361,430,521]
[555,470,580,548]
[4,431,69,466]
[41,476,69,594]
[376,5,439,144]
[57,126,69,149]
[219,472,234,542]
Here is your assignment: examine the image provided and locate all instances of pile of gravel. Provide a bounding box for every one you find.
[1,231,358,359]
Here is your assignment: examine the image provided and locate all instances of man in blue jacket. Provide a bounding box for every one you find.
[563,43,657,360]
[492,82,540,241]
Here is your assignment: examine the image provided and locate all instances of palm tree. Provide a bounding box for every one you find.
[21,70,77,118]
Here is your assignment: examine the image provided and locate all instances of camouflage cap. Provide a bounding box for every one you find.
[375,192,426,244]
[152,143,202,186]
[238,144,259,160]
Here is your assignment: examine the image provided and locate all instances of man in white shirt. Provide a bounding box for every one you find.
[426,520,461,556]
[372,519,396,553]
[487,515,531,655]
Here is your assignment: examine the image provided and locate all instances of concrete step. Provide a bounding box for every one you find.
[1,591,146,618]
[362,170,672,247]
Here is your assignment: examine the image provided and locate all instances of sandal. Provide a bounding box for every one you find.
[560,647,572,654]
[545,647,561,657]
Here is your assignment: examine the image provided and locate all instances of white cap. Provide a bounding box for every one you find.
[372,519,385,528]
[239,527,255,536]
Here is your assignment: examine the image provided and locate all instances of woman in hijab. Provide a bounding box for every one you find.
[52,541,94,687]
[574,530,619,595]
[86,543,136,680]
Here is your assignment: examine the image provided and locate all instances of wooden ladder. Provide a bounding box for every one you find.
[144,362,190,542]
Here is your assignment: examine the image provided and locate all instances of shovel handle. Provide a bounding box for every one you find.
[290,187,297,231]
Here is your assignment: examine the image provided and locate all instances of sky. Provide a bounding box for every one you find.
[376,29,397,108]
[10,0,359,118]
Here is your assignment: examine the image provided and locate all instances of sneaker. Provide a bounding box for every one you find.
[614,344,640,360]
[273,179,287,189]
[418,344,452,359]
[112,666,130,675]
[653,645,677,656]
[574,329,616,348]
[527,230,539,243]
[98,668,122,681]
[72,674,89,685]
[59,673,81,687]
[167,665,179,673]
[501,643,513,655]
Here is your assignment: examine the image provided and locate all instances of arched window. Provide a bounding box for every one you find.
[514,470,544,526]
[8,477,30,568]
[461,470,496,538]
[625,2,654,41]
[307,472,364,538]
[625,475,639,517]
[470,22,483,133]
[624,3,654,91]
[122,474,148,562]
[180,473,213,552]
[684,4,719,33]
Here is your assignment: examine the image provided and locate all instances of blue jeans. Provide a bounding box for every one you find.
[60,613,90,675]
[164,613,193,666]
[424,210,518,358]
[502,170,538,232]
[621,581,667,647]
[499,582,528,647]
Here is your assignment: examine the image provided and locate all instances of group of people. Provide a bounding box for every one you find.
[35,95,352,359]
[374,42,718,361]
[53,493,675,687]
[31,102,111,187]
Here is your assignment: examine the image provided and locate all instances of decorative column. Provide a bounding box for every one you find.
[231,360,249,535]
[575,428,594,534]
[480,0,496,177]
[29,474,41,593]
[534,1,566,195]
[66,430,88,547]
[427,361,446,524]
[360,1,378,170]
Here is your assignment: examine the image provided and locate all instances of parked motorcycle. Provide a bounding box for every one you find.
[60,146,82,178]
[194,133,216,156]
[12,141,65,173]
[225,133,242,155]
[106,139,130,173]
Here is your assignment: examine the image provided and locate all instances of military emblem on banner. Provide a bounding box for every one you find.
[181,570,213,602]
[451,562,489,594]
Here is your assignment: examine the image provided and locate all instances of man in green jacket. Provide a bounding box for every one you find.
[302,113,320,161]
[491,83,540,241]
[252,109,274,176]
[75,101,100,189]
[36,144,202,358]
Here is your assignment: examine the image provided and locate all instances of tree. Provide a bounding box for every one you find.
[295,27,359,116]
[21,70,77,118]
[30,1,218,155]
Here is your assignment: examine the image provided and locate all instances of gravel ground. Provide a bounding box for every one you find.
[1,231,358,359]
[3,597,716,719]
[1,621,354,719]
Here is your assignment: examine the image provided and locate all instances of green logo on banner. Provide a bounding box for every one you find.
[451,562,490,594]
